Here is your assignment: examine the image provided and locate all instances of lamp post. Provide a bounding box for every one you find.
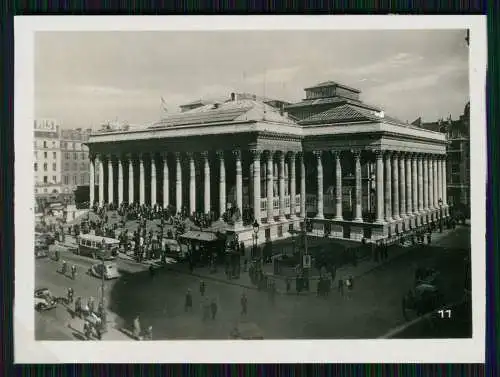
[438,198,443,232]
[252,220,260,268]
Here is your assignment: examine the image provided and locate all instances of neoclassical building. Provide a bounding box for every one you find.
[86,82,448,245]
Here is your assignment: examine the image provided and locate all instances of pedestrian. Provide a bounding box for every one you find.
[67,287,74,304]
[338,278,344,297]
[133,316,141,339]
[199,280,206,297]
[88,297,95,315]
[345,276,353,300]
[146,325,153,340]
[71,265,77,280]
[210,298,218,320]
[286,277,291,294]
[240,293,248,316]
[185,289,193,312]
[61,260,67,275]
[74,296,82,318]
[83,321,91,340]
[427,232,432,245]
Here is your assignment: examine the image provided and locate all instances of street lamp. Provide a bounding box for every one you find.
[438,198,443,232]
[252,220,259,266]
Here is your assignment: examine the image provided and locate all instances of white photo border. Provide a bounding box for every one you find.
[14,15,487,364]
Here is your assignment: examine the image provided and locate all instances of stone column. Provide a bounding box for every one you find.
[437,156,442,207]
[162,154,169,208]
[384,151,392,222]
[299,152,306,218]
[117,157,124,206]
[128,155,134,204]
[217,150,226,219]
[392,152,400,220]
[411,154,418,215]
[234,149,243,226]
[139,155,145,205]
[89,155,95,206]
[278,151,286,221]
[288,152,296,219]
[252,150,262,223]
[314,151,324,219]
[353,150,362,222]
[175,152,182,214]
[433,156,439,209]
[334,151,343,220]
[405,153,412,216]
[417,155,424,213]
[202,151,211,214]
[442,156,448,210]
[399,153,406,218]
[151,154,157,206]
[266,151,274,223]
[428,155,434,212]
[374,151,384,223]
[422,155,428,212]
[97,154,104,207]
[188,152,196,215]
[108,157,114,205]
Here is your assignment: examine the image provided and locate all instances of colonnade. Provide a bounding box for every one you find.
[89,149,447,225]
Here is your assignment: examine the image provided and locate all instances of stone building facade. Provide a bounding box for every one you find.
[86,81,448,245]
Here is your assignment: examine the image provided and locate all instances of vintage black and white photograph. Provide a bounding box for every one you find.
[15,16,486,363]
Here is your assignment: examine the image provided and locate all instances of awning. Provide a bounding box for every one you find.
[180,230,218,242]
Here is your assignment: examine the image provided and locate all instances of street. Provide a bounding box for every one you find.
[35,227,471,340]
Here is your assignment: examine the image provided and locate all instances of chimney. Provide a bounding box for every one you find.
[230,92,235,101]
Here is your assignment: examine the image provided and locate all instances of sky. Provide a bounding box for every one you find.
[34,30,469,129]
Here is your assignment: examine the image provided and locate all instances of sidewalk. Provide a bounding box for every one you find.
[163,227,461,295]
[65,310,136,341]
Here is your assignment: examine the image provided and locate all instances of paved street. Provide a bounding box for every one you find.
[35,226,471,340]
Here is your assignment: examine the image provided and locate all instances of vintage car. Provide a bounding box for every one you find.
[229,322,264,340]
[88,262,121,280]
[402,283,444,320]
[34,288,58,311]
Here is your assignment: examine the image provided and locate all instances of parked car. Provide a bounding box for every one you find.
[34,288,57,311]
[35,248,48,258]
[88,262,121,280]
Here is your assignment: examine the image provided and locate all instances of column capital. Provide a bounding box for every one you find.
[331,150,343,158]
[161,151,169,159]
[313,150,323,158]
[264,150,275,160]
[384,150,394,158]
[277,150,286,160]
[201,151,210,159]
[232,149,242,160]
[286,150,296,159]
[216,150,225,159]
[250,149,262,159]
[174,152,182,160]
[186,151,195,159]
[351,149,361,158]
[374,149,384,158]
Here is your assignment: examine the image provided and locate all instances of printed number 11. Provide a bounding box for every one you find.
[438,309,452,319]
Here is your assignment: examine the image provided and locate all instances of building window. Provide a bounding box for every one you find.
[80,175,85,185]
[81,152,85,160]
[43,163,47,171]
[73,162,77,170]
[43,176,48,183]
[52,176,56,183]
[73,152,77,160]
[66,152,70,159]
[43,141,47,148]
[52,163,56,171]
[52,141,56,148]
[80,162,85,169]
[43,188,48,193]
[64,175,69,185]
[34,163,38,172]
[53,151,56,159]
[44,151,47,159]
[72,176,77,185]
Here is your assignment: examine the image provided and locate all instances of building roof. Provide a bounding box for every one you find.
[150,98,297,129]
[298,103,383,125]
[304,80,361,93]
[285,97,380,111]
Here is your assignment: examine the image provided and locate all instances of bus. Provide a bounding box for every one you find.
[76,234,119,260]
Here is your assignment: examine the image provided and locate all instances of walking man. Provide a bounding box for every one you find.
[338,278,344,297]
[199,280,206,297]
[71,265,77,280]
[185,289,193,312]
[240,293,247,316]
[210,298,218,320]
[67,287,74,304]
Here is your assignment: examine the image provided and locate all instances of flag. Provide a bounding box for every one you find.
[161,97,168,112]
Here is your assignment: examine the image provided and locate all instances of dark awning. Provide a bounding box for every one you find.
[180,230,218,242]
